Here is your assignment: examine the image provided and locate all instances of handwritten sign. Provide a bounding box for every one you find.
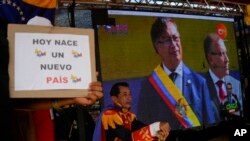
[8,24,96,98]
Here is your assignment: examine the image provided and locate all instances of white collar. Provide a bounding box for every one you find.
[209,69,225,84]
[163,61,183,77]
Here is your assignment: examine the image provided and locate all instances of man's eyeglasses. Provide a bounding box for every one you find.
[156,36,180,46]
[210,51,227,57]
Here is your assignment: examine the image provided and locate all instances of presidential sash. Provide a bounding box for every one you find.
[148,65,201,128]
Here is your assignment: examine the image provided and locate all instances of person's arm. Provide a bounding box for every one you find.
[12,81,103,110]
[102,110,170,141]
[124,120,170,141]
[107,123,165,141]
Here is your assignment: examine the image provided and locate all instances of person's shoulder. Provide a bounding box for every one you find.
[183,64,206,81]
[101,108,123,130]
[102,108,119,115]
[127,111,136,116]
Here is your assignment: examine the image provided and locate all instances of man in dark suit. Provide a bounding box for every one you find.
[221,83,241,117]
[137,17,216,139]
[203,33,243,122]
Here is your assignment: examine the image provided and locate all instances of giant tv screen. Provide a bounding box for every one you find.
[96,10,243,130]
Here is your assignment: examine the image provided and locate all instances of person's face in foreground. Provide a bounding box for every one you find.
[114,86,132,109]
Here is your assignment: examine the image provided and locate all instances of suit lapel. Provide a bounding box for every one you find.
[182,64,192,103]
[205,72,221,110]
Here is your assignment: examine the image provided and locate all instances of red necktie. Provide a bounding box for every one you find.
[216,80,226,101]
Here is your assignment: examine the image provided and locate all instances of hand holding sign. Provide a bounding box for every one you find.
[73,81,103,106]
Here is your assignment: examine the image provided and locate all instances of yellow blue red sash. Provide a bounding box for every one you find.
[148,65,201,128]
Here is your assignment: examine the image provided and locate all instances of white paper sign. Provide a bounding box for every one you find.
[14,33,91,90]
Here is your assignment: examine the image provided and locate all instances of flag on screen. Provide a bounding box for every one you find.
[0,0,57,24]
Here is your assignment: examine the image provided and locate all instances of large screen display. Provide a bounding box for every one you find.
[96,10,243,130]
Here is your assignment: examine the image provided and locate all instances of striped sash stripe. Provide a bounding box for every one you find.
[149,65,200,128]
